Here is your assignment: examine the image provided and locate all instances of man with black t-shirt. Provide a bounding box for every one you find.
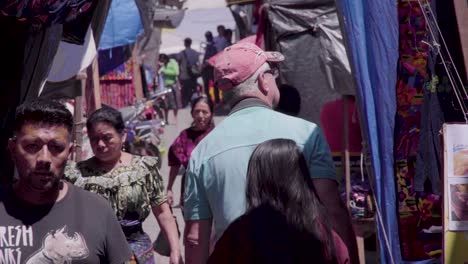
[0,99,131,263]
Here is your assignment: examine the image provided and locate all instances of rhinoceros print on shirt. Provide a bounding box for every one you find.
[26,226,89,264]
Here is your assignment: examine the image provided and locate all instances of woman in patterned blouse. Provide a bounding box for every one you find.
[166,96,215,207]
[65,106,181,264]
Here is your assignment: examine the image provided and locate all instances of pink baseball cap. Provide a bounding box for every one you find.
[213,43,284,91]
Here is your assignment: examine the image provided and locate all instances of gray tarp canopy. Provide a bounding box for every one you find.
[260,0,355,124]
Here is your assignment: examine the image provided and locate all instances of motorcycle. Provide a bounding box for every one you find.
[119,88,172,169]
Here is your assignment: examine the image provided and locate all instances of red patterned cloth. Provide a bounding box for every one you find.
[99,59,135,109]
[99,80,135,109]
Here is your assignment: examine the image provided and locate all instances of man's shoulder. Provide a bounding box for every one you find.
[187,109,322,168]
[188,48,200,56]
[270,109,318,126]
[193,108,319,150]
[67,184,111,209]
[242,107,320,134]
[214,36,226,43]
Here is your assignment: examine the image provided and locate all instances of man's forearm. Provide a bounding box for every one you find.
[330,203,359,264]
[313,179,360,264]
[184,219,212,264]
[185,236,209,264]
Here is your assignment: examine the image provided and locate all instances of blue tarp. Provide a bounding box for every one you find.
[99,0,143,50]
[334,0,401,263]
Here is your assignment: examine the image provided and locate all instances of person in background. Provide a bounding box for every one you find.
[224,28,233,46]
[208,139,350,264]
[178,38,201,108]
[65,106,182,264]
[276,84,302,117]
[183,43,358,264]
[213,25,228,52]
[158,53,180,125]
[201,31,218,102]
[166,96,214,207]
[1,99,131,263]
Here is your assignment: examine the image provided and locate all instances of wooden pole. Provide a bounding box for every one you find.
[133,44,144,101]
[343,95,366,264]
[85,57,102,116]
[343,95,351,211]
[453,0,468,81]
[73,75,85,162]
[91,58,102,110]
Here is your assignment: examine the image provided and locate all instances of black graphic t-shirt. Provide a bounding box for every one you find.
[0,182,131,264]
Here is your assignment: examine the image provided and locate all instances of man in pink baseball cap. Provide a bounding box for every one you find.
[213,43,284,93]
[183,43,358,264]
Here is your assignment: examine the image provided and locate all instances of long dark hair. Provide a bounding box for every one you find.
[246,139,337,262]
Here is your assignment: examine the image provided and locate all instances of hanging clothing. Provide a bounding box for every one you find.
[0,0,97,43]
[0,0,101,185]
[394,1,442,260]
[99,59,136,109]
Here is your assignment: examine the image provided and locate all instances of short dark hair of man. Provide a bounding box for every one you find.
[217,25,226,34]
[277,84,301,117]
[14,99,73,135]
[159,53,170,64]
[205,31,213,41]
[184,38,192,47]
[86,106,125,134]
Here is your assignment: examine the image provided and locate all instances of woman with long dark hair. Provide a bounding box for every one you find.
[208,139,349,264]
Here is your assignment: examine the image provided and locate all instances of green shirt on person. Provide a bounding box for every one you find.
[160,58,179,86]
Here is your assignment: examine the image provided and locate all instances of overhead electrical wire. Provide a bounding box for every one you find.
[416,0,468,122]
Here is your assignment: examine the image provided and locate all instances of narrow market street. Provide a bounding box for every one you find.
[143,106,226,263]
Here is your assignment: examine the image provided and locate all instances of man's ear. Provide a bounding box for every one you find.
[121,130,127,143]
[8,138,16,162]
[68,142,74,155]
[258,73,269,96]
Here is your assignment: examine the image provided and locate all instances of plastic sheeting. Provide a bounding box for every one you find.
[45,28,97,83]
[99,0,143,50]
[262,1,354,125]
[334,0,401,263]
[229,4,255,39]
[41,0,111,99]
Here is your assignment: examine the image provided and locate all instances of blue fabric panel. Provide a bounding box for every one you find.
[99,0,143,50]
[98,45,133,76]
[334,0,401,263]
